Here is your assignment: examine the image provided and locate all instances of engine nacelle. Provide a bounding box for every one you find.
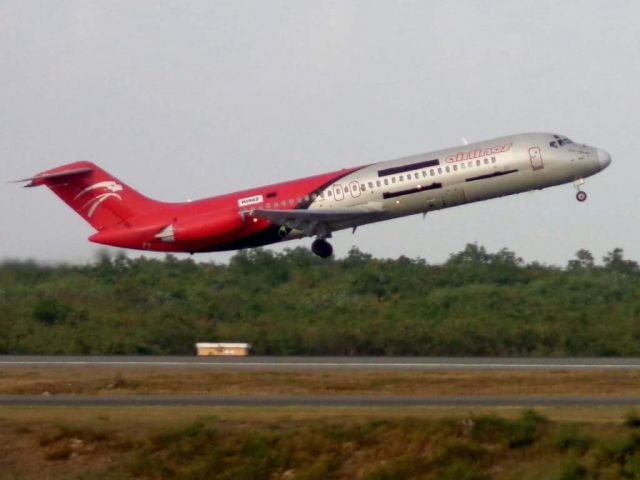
[156,213,246,244]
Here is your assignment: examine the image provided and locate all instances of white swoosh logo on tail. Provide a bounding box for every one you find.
[81,192,122,218]
[74,181,123,200]
[73,181,124,217]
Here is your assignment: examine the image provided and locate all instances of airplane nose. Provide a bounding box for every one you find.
[597,149,611,170]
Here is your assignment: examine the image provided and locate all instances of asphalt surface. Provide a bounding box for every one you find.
[3,356,640,370]
[1,394,640,407]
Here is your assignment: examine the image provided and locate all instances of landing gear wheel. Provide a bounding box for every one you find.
[311,238,333,258]
[576,191,587,202]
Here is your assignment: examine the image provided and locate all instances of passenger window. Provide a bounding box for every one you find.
[491,157,496,163]
[266,203,271,208]
[328,190,332,197]
[361,184,366,191]
[399,175,404,181]
[453,165,458,171]
[311,193,317,200]
[468,161,472,168]
[376,180,381,187]
[430,170,435,176]
[476,160,481,166]
[289,199,295,205]
[344,186,349,193]
[384,178,388,185]
[274,201,279,207]
[445,166,450,173]
[484,158,489,165]
[368,182,374,188]
[461,163,465,169]
[392,177,396,183]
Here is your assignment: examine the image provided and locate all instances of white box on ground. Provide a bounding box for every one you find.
[195,342,251,356]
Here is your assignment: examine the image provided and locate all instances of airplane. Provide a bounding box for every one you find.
[16,132,611,258]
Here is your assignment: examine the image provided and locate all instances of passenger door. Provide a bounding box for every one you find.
[529,146,544,171]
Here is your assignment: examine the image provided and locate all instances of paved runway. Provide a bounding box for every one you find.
[3,356,640,370]
[2,394,640,407]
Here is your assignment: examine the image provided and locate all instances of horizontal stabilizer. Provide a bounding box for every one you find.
[12,167,94,187]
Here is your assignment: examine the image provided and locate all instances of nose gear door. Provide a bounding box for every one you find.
[529,146,544,171]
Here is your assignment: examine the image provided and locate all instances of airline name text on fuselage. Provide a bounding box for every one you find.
[445,143,512,163]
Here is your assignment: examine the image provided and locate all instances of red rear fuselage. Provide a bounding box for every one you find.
[25,161,361,253]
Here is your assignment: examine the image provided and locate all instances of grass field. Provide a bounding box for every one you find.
[3,406,640,479]
[3,367,640,479]
[3,367,640,396]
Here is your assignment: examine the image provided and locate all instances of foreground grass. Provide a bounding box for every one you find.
[3,407,640,479]
[3,367,640,396]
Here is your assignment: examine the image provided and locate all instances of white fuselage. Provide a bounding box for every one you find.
[305,132,610,233]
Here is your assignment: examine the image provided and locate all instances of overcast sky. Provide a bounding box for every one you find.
[1,1,636,265]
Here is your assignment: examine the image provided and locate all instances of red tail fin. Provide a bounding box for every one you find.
[23,161,158,231]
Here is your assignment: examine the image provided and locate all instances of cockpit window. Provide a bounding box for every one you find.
[549,135,573,148]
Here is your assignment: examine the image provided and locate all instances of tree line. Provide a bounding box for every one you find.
[1,244,639,356]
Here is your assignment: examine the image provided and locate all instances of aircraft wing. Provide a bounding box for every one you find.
[251,204,384,236]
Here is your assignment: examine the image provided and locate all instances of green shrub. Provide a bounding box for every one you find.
[470,410,545,448]
[556,458,591,480]
[553,425,590,452]
[32,298,70,325]
[600,437,636,464]
[625,410,640,428]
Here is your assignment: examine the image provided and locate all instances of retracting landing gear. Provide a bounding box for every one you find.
[574,178,587,202]
[311,238,333,258]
